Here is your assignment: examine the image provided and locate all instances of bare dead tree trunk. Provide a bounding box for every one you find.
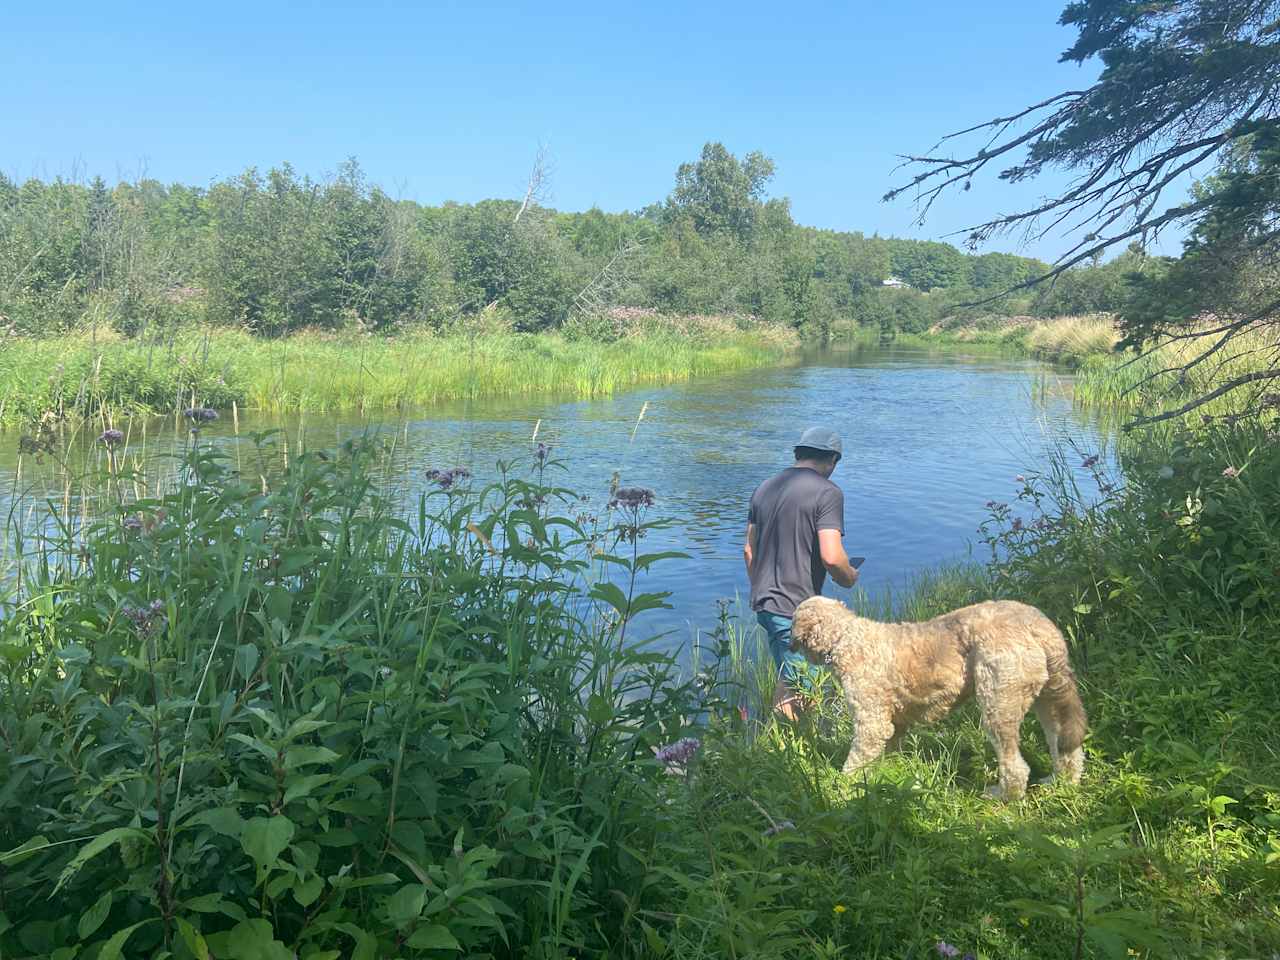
[513,144,551,225]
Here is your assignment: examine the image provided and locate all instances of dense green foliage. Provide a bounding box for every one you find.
[2,402,1278,958]
[0,147,1141,346]
[0,437,706,959]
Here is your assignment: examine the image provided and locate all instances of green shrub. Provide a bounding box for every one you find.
[0,436,702,958]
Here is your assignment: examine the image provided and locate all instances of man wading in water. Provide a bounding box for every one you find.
[744,427,860,721]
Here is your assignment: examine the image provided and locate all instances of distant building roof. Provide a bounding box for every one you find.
[881,276,911,288]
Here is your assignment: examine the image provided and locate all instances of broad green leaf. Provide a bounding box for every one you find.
[284,745,340,769]
[386,883,427,929]
[225,918,293,960]
[189,806,245,838]
[406,924,462,950]
[233,643,260,680]
[283,716,330,741]
[283,773,335,805]
[588,581,630,616]
[77,889,113,940]
[293,874,324,907]
[176,917,210,960]
[633,550,690,572]
[98,920,153,960]
[334,922,377,960]
[229,733,278,763]
[241,816,296,869]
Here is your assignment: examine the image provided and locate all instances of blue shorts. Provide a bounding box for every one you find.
[756,611,810,689]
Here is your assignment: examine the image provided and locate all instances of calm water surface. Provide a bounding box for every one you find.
[1,347,1112,659]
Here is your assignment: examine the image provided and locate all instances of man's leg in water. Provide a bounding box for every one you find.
[756,612,809,721]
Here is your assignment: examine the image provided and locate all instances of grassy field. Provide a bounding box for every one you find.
[0,317,798,428]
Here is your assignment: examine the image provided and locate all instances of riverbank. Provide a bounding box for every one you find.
[2,414,1276,957]
[0,316,798,428]
[687,419,1280,957]
[885,314,1121,369]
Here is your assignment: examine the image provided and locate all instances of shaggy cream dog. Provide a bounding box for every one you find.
[790,596,1087,799]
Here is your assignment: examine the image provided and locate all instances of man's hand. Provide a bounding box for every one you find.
[743,523,756,575]
[818,528,859,589]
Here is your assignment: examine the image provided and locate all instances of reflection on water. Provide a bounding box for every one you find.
[1,346,1112,660]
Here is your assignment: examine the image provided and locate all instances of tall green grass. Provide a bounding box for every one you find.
[892,314,1121,368]
[1073,329,1280,426]
[0,322,798,428]
[665,428,1280,958]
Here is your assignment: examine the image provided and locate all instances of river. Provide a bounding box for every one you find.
[1,346,1112,658]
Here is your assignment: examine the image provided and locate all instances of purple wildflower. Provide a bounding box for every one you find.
[98,428,124,448]
[122,599,167,637]
[935,943,960,959]
[654,737,700,765]
[535,442,549,464]
[426,467,471,490]
[609,486,656,511]
[123,514,144,533]
[1222,465,1240,479]
[183,407,218,424]
[1081,454,1100,469]
[653,737,700,774]
[1011,517,1023,532]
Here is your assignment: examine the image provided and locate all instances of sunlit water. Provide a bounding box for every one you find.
[1,346,1113,662]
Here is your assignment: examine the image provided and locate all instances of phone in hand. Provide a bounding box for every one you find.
[849,556,865,569]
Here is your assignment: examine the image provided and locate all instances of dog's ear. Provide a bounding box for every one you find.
[791,598,841,658]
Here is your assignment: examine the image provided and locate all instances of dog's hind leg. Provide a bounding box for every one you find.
[974,653,1041,800]
[1034,699,1084,785]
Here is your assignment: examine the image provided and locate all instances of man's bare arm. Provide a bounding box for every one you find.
[818,528,859,588]
[744,523,756,574]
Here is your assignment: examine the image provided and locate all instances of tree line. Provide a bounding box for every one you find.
[0,144,1149,342]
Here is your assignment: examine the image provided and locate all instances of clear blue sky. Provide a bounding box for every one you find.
[3,1,1119,260]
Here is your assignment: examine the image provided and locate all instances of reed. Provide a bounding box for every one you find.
[0,322,797,428]
[894,314,1121,368]
[1072,327,1279,425]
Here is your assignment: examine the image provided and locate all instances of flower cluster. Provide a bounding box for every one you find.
[1081,454,1100,469]
[98,428,124,448]
[1222,465,1240,479]
[535,442,549,465]
[652,737,700,775]
[426,467,471,490]
[609,486,656,511]
[122,599,167,638]
[934,942,973,960]
[183,407,218,424]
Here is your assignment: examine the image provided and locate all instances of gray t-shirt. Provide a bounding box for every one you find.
[747,467,845,618]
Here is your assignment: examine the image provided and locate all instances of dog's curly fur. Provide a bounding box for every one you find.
[791,596,1087,799]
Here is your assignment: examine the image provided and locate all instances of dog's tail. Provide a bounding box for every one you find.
[1038,638,1088,757]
